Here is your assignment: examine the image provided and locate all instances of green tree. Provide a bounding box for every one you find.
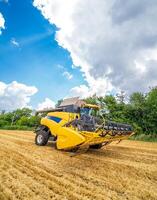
[28,116,41,127]
[144,88,157,134]
[17,116,30,126]
[0,118,9,127]
[128,92,146,131]
[130,92,145,106]
[85,95,98,105]
[55,99,63,107]
[11,108,32,125]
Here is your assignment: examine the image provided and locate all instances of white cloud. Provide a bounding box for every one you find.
[11,38,20,47]
[57,65,73,80]
[0,81,38,111]
[37,98,55,110]
[0,12,5,34]
[62,71,73,80]
[34,0,157,96]
[70,77,116,98]
[70,85,90,98]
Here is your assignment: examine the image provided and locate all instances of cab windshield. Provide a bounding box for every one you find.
[80,107,98,117]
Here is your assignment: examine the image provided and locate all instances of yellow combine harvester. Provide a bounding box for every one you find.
[35,97,134,153]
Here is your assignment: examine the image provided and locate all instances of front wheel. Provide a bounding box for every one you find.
[35,130,49,146]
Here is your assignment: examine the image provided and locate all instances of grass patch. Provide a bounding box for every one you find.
[0,125,34,131]
[130,133,157,142]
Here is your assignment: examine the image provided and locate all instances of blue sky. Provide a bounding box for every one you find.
[0,0,84,108]
[1,0,157,110]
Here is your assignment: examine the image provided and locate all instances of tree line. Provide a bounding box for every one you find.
[0,108,40,130]
[0,87,157,141]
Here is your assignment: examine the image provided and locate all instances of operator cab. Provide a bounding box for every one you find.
[79,104,100,131]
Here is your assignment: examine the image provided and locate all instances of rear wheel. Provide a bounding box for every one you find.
[90,144,102,149]
[35,130,49,146]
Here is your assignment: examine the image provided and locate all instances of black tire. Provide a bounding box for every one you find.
[35,130,49,146]
[90,144,102,149]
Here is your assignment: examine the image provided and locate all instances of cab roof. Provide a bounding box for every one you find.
[83,104,100,110]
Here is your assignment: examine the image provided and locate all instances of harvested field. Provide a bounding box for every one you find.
[0,130,157,200]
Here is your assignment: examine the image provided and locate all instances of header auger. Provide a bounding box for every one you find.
[35,97,134,155]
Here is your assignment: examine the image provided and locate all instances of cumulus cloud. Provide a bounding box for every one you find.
[70,77,115,98]
[70,85,90,98]
[0,12,5,34]
[0,81,38,111]
[34,0,157,96]
[37,98,55,110]
[57,65,73,80]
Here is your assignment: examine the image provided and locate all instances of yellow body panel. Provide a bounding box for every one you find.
[41,112,85,149]
[47,112,79,122]
[41,112,79,134]
[56,127,85,149]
